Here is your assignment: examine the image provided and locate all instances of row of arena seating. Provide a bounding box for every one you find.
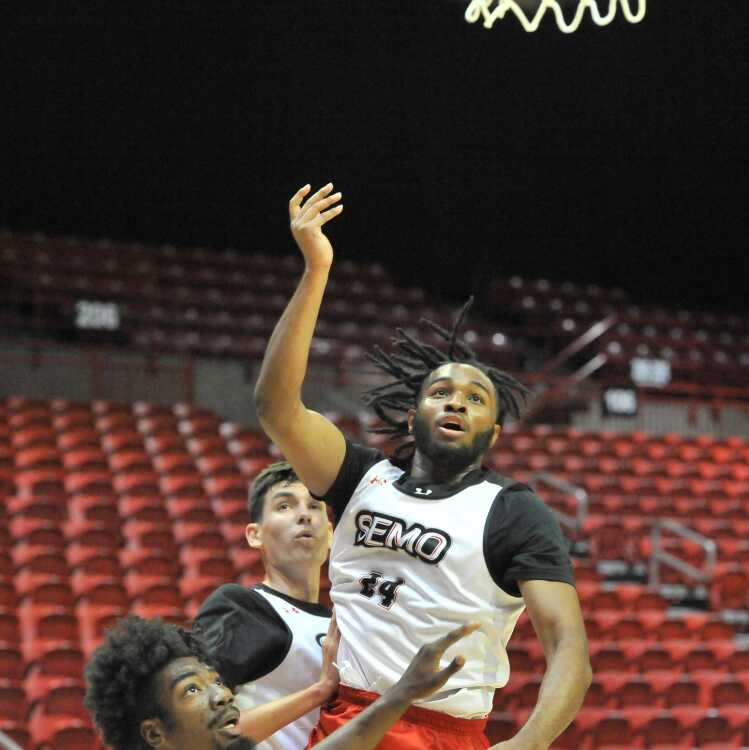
[0,396,748,748]
[3,233,749,391]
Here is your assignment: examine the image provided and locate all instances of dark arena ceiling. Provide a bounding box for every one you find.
[3,1,748,313]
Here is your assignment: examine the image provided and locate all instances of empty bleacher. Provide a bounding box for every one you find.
[1,395,748,748]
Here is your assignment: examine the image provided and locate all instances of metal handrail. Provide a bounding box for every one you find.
[648,518,717,588]
[529,471,589,533]
[533,314,618,382]
[0,730,23,750]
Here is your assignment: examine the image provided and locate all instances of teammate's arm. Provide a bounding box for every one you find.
[253,184,346,497]
[491,581,591,750]
[237,612,340,741]
[314,623,479,750]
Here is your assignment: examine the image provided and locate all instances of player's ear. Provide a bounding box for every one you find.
[407,409,416,434]
[141,718,166,748]
[246,522,262,549]
[489,423,502,448]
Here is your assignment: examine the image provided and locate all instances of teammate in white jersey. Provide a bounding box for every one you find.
[252,183,592,750]
[195,462,334,749]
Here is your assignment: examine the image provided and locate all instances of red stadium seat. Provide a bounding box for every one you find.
[0,720,29,748]
[165,497,214,523]
[0,679,27,721]
[15,445,62,469]
[617,678,657,708]
[586,713,633,748]
[638,714,688,748]
[196,453,238,476]
[117,495,168,522]
[57,427,101,452]
[153,451,195,474]
[19,606,79,644]
[68,495,120,527]
[691,714,736,748]
[0,642,24,680]
[181,553,235,579]
[14,468,65,496]
[64,470,114,495]
[173,523,223,548]
[0,579,19,610]
[108,449,153,473]
[113,470,160,495]
[0,611,20,644]
[28,714,97,750]
[145,432,186,456]
[119,548,179,577]
[61,448,108,471]
[159,472,204,496]
[102,430,144,454]
[76,603,127,655]
[16,573,75,608]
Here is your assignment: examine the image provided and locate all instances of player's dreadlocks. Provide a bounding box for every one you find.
[362,297,529,459]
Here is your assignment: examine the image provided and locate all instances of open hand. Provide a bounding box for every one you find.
[393,623,480,703]
[317,610,341,700]
[289,183,343,270]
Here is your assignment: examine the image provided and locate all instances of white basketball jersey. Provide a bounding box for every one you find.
[330,458,526,718]
[233,588,331,750]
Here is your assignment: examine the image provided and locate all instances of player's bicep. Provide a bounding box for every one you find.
[259,403,346,497]
[519,579,587,659]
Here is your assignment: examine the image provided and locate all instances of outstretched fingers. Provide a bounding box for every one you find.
[299,190,342,225]
[289,184,312,217]
[433,622,481,656]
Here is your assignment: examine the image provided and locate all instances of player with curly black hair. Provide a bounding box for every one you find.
[84,615,255,750]
[253,184,591,750]
[84,615,477,750]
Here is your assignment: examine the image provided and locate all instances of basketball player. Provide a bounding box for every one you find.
[252,183,592,750]
[195,462,334,749]
[84,614,478,750]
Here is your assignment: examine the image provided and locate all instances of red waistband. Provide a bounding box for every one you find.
[337,685,488,734]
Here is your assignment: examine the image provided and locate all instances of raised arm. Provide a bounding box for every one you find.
[314,623,479,750]
[253,183,346,496]
[492,580,591,750]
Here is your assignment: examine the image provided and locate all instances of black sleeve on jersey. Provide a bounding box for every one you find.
[192,584,291,689]
[483,484,575,598]
[312,438,384,520]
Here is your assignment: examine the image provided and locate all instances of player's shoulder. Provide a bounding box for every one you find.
[195,582,266,618]
[483,468,534,496]
[485,471,550,516]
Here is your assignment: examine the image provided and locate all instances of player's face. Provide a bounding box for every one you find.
[249,481,332,569]
[410,363,500,473]
[141,656,255,750]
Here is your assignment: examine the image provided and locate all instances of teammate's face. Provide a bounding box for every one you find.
[409,363,500,473]
[140,657,255,750]
[246,481,332,569]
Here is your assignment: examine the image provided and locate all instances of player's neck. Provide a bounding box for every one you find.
[263,565,321,604]
[409,450,483,487]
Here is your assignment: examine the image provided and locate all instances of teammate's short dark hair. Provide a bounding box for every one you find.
[247,461,300,523]
[362,297,529,459]
[84,616,213,750]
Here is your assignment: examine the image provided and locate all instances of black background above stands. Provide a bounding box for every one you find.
[3,2,748,312]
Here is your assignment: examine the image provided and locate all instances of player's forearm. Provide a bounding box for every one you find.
[509,637,591,750]
[238,681,332,742]
[314,687,413,750]
[253,265,330,425]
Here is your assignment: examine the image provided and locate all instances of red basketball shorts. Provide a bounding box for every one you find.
[306,685,490,750]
